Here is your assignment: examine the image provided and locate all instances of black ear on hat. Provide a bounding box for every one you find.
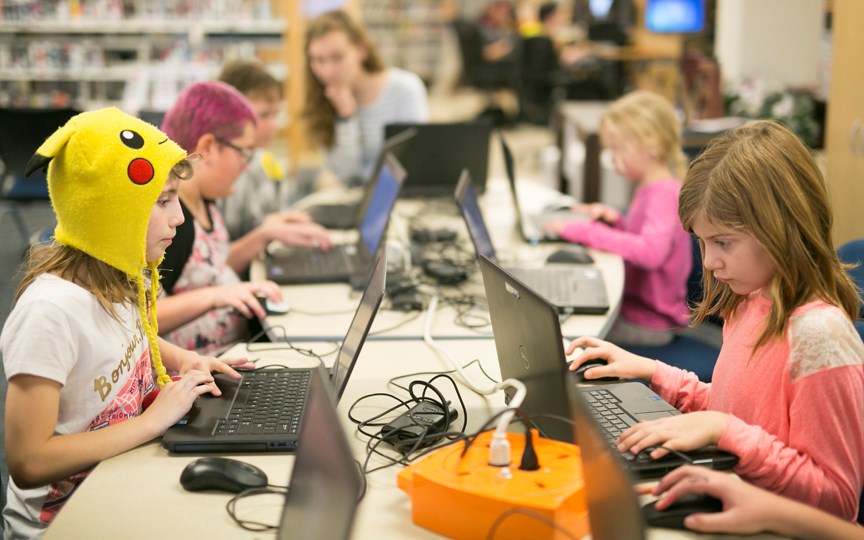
[25,154,52,177]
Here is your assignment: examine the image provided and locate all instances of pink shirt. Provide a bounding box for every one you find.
[559,179,691,329]
[651,293,864,520]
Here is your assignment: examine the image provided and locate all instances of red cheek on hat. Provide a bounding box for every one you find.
[128,158,155,185]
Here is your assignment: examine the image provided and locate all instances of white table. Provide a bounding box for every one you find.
[45,341,781,540]
[251,176,624,342]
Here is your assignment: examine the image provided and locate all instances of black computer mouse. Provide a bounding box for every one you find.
[179,457,268,493]
[571,359,618,382]
[546,246,594,265]
[641,493,724,530]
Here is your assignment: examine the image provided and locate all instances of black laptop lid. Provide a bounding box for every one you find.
[278,370,360,540]
[331,254,386,399]
[565,378,647,539]
[454,169,498,263]
[477,254,573,442]
[498,131,525,224]
[385,121,491,197]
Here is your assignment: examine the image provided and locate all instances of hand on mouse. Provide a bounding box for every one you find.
[616,411,729,459]
[143,370,220,434]
[651,466,771,535]
[566,336,656,381]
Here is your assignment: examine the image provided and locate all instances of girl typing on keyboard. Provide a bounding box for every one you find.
[567,120,864,522]
[1,109,254,538]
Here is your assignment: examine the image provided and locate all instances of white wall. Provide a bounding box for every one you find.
[715,0,824,87]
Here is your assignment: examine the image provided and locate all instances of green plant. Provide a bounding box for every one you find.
[724,77,820,148]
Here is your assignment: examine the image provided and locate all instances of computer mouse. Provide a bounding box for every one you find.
[179,457,268,493]
[571,359,618,382]
[542,202,575,213]
[264,298,291,315]
[546,246,594,265]
[255,294,290,315]
[641,493,724,530]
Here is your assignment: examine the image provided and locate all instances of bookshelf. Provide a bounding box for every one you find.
[360,0,445,83]
[0,0,285,110]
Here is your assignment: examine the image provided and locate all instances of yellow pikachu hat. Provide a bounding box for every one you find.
[25,107,186,387]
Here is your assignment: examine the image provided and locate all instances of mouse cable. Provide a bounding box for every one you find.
[386,358,499,394]
[225,485,289,532]
[368,309,422,336]
[486,507,580,540]
[423,294,526,466]
[244,325,340,364]
[353,459,367,502]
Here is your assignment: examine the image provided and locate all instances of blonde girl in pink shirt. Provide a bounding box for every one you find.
[568,120,864,520]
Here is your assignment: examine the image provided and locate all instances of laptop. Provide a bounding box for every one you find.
[162,254,387,453]
[499,131,589,244]
[264,152,405,285]
[277,368,360,540]
[304,128,418,230]
[454,170,609,315]
[564,376,647,540]
[385,121,491,197]
[478,254,738,478]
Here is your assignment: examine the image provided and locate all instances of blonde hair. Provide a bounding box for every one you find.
[303,9,385,148]
[679,120,859,350]
[600,90,688,178]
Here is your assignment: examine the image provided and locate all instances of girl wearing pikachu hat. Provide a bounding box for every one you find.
[0,108,254,538]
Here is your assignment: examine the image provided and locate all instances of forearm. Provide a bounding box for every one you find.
[766,497,864,540]
[157,336,195,372]
[7,414,161,489]
[156,288,217,333]
[650,360,712,411]
[227,227,269,274]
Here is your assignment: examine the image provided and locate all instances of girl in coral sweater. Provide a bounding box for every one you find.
[568,120,864,521]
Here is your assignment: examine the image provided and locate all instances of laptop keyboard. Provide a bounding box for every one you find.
[214,370,311,437]
[581,388,650,462]
[510,268,578,305]
[301,246,358,275]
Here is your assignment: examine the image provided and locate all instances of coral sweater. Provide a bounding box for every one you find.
[650,293,864,520]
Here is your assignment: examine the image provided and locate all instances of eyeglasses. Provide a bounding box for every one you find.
[215,137,254,164]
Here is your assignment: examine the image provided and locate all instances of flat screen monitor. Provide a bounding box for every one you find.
[644,0,705,33]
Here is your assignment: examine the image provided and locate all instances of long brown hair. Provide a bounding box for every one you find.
[679,120,859,350]
[303,9,385,148]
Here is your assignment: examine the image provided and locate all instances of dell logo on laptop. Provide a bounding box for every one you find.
[519,345,530,370]
[505,281,520,299]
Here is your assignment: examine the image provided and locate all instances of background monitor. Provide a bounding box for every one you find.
[644,0,706,33]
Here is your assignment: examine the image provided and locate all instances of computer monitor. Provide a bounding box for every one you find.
[644,0,705,34]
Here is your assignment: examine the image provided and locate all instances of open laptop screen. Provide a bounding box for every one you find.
[566,378,646,539]
[454,170,497,262]
[358,156,402,255]
[278,371,360,540]
[330,255,386,399]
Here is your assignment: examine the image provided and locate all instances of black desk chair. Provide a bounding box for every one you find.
[0,107,79,245]
[452,19,519,125]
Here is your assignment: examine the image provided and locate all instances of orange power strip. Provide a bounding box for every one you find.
[397,430,589,539]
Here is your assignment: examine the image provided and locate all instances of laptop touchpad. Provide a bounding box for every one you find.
[635,411,678,421]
